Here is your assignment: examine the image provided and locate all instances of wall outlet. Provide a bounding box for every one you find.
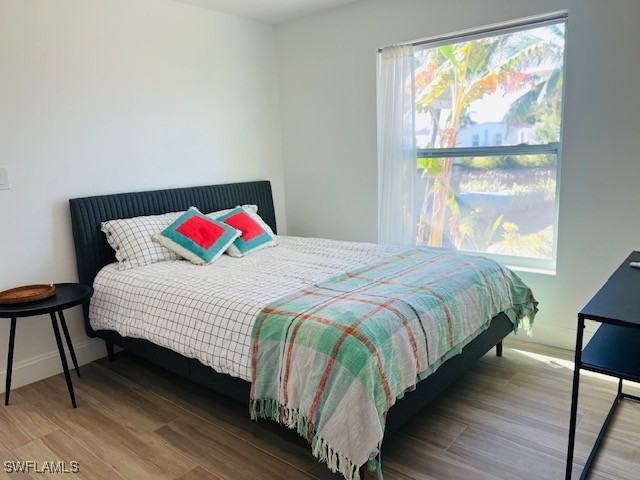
[0,167,9,191]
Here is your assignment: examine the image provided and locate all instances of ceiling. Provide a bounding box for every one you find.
[171,0,361,24]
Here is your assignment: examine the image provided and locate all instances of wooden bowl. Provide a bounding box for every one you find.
[0,284,56,304]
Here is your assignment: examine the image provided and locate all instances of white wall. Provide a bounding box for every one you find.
[277,0,640,349]
[0,0,285,391]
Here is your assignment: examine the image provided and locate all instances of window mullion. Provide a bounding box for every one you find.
[418,143,560,158]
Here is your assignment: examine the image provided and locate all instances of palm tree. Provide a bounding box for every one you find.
[415,24,565,247]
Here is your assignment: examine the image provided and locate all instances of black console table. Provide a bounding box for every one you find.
[566,251,640,479]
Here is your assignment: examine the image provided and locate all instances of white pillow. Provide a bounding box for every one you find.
[101,211,184,270]
[207,204,258,217]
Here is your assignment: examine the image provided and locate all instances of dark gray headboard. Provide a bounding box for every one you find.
[69,181,276,289]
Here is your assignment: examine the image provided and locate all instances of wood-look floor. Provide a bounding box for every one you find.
[1,339,639,480]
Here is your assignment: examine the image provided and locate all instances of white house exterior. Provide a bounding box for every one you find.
[415,109,535,149]
[455,122,535,148]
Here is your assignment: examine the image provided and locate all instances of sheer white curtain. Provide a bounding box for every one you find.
[377,45,417,245]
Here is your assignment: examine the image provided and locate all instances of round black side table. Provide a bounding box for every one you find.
[0,283,93,408]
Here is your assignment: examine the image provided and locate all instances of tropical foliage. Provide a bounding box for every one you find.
[414,22,565,258]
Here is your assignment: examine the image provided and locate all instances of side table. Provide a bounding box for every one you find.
[0,283,93,408]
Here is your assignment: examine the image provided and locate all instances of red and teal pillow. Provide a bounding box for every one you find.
[213,206,277,257]
[152,207,240,265]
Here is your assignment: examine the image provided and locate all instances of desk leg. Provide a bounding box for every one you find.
[50,313,77,408]
[4,318,17,406]
[58,311,80,378]
[566,316,584,480]
[618,378,623,396]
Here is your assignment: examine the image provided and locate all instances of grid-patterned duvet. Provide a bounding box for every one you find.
[90,236,405,381]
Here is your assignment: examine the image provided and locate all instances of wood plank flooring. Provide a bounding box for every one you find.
[1,339,639,480]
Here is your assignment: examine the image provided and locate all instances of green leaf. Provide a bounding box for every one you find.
[446,191,460,216]
[417,158,443,178]
[492,214,505,233]
[459,224,474,237]
[439,44,460,72]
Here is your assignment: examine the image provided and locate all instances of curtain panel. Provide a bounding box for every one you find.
[377,45,417,245]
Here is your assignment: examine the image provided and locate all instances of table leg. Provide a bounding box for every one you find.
[57,311,80,378]
[4,318,17,406]
[496,340,503,357]
[566,316,585,479]
[50,313,77,408]
[618,378,623,396]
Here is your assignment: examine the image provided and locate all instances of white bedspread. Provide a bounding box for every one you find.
[90,236,404,381]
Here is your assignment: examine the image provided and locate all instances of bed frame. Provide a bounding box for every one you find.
[69,181,512,464]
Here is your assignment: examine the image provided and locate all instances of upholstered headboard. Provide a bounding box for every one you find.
[69,181,277,288]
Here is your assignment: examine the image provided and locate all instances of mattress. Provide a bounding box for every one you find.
[90,236,405,381]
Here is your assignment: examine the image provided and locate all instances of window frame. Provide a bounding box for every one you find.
[413,13,568,273]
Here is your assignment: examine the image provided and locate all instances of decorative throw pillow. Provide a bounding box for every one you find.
[208,205,276,237]
[152,207,240,265]
[214,206,277,257]
[102,211,184,270]
[207,204,258,217]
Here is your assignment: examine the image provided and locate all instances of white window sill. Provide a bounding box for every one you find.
[506,264,556,276]
[436,247,557,276]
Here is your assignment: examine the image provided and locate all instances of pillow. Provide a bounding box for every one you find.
[102,211,184,270]
[208,205,275,237]
[213,206,277,257]
[152,207,240,265]
[208,204,258,217]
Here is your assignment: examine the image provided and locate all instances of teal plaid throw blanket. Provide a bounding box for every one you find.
[250,249,537,480]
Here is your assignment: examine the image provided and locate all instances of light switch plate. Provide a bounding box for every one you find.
[0,167,9,191]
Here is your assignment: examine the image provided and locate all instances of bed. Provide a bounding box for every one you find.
[69,181,534,479]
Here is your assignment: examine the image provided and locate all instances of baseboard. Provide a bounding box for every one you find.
[509,321,597,351]
[0,338,107,394]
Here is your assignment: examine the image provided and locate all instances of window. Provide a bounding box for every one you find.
[413,15,566,268]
